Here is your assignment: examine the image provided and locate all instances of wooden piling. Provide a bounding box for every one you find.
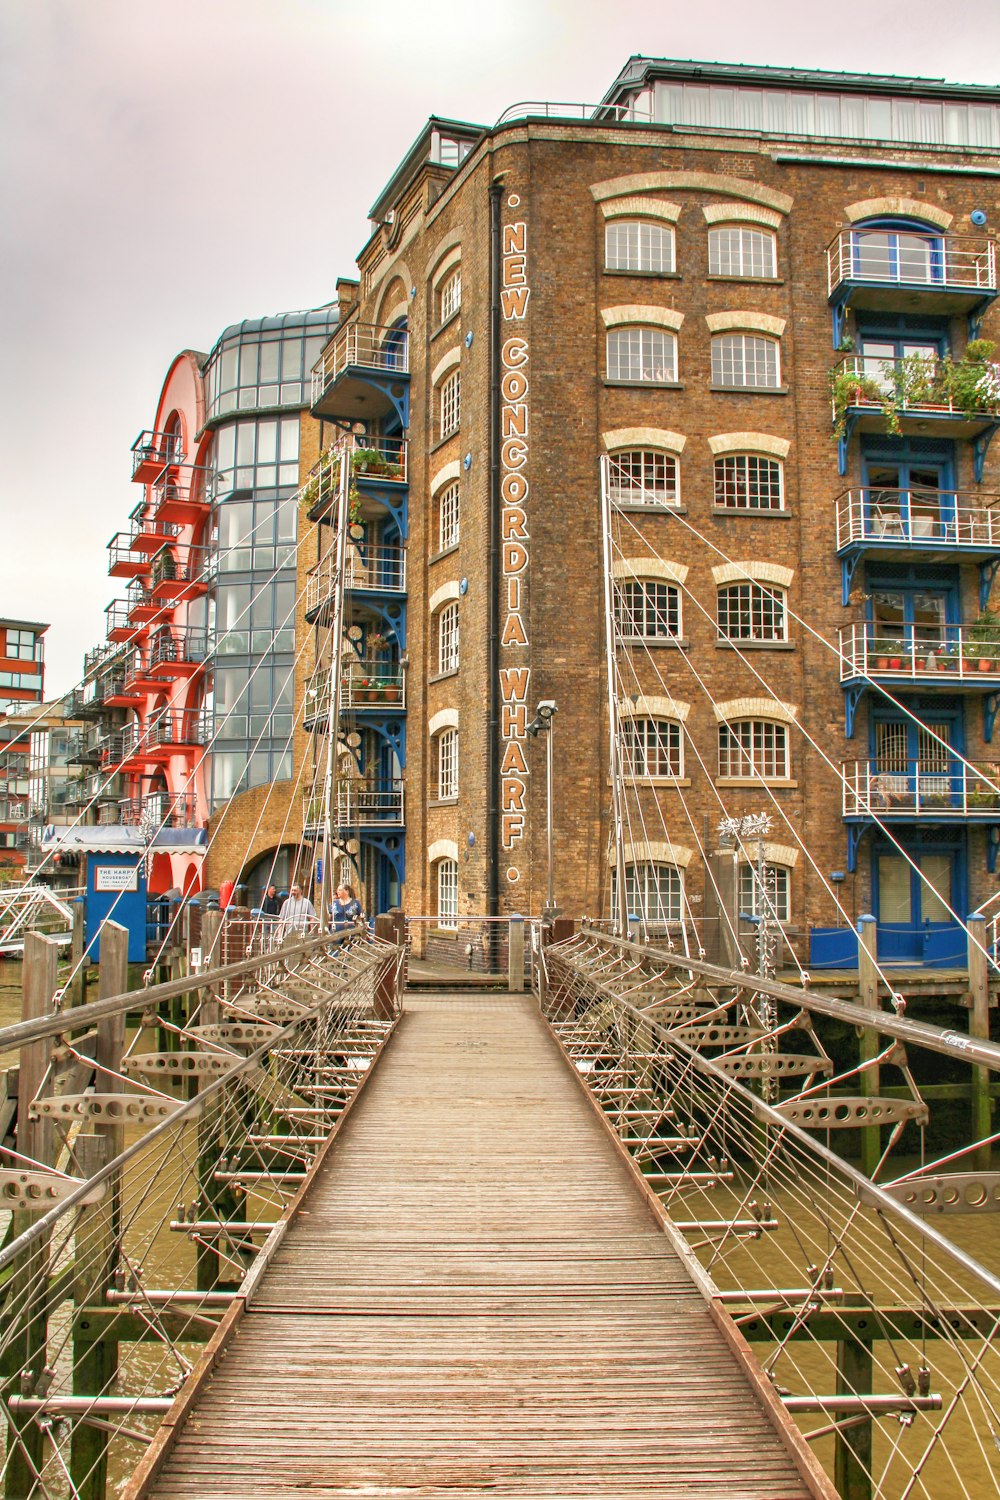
[834,1331,873,1500]
[69,920,128,1498]
[2,933,58,1498]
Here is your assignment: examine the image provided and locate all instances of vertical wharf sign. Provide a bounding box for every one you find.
[498,203,531,885]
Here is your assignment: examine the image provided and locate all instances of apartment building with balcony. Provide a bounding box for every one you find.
[76,307,337,902]
[300,59,1000,966]
[0,620,47,878]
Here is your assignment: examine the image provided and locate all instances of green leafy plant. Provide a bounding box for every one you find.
[965,609,1000,666]
[831,342,1000,441]
[831,367,889,438]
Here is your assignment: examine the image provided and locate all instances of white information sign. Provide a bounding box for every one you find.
[95,865,139,893]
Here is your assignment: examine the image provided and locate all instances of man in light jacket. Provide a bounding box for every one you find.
[279,882,317,936]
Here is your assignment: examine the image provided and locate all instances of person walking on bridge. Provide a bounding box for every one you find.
[279,882,317,937]
[333,882,364,931]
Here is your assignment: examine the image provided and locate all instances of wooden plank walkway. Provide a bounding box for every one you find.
[137,994,825,1498]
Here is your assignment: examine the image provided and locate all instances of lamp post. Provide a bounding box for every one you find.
[719,811,777,1102]
[526,701,558,916]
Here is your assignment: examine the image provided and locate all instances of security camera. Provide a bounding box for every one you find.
[536,700,558,719]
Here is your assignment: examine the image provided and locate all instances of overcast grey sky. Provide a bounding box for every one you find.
[4,0,1000,693]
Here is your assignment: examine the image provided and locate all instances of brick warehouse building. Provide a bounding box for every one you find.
[300,57,1000,965]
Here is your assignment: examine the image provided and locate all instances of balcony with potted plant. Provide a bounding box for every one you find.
[839,616,1000,736]
[831,340,1000,478]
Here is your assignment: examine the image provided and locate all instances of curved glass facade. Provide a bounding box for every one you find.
[201,309,337,808]
[203,307,338,424]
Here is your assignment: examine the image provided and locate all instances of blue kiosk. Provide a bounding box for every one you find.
[42,825,208,964]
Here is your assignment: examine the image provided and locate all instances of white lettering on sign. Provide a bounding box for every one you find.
[499,218,531,875]
[95,866,139,893]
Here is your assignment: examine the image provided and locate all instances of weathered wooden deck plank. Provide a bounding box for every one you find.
[138,993,824,1498]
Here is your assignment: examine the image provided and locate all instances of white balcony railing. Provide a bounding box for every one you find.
[834,489,1000,552]
[349,433,408,484]
[843,760,1000,818]
[311,322,410,406]
[303,781,405,830]
[306,545,407,617]
[119,792,198,828]
[839,624,1000,683]
[827,230,997,299]
[832,354,1000,425]
[305,661,406,724]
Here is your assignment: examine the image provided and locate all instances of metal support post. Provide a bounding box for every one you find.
[508,918,524,993]
[857,915,881,1179]
[967,914,993,1169]
[67,920,130,1496]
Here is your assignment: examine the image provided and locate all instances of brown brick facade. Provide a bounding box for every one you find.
[305,99,1000,964]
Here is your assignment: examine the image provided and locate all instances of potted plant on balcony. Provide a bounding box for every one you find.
[944,339,1000,420]
[347,488,365,537]
[382,673,402,704]
[368,631,389,654]
[352,446,389,477]
[831,366,887,439]
[870,638,893,671]
[966,609,1000,672]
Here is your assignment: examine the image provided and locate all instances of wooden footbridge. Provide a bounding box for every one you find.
[1,920,999,1500]
[130,991,824,1499]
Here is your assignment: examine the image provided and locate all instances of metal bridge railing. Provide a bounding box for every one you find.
[404,914,541,988]
[539,928,1000,1500]
[0,926,403,1499]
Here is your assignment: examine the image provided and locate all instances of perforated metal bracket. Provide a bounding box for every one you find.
[122,1052,237,1077]
[30,1093,183,1124]
[0,1171,106,1211]
[716,1053,834,1078]
[776,1096,928,1128]
[879,1171,1000,1216]
[187,1023,281,1046]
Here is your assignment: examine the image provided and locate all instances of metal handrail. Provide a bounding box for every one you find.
[306,545,407,614]
[306,661,407,721]
[311,322,410,405]
[118,791,200,827]
[834,487,1000,550]
[0,931,403,1498]
[827,229,997,298]
[839,622,1000,681]
[494,99,654,126]
[349,432,408,483]
[131,429,184,478]
[539,930,1000,1497]
[832,353,1000,421]
[843,758,1000,817]
[147,628,210,668]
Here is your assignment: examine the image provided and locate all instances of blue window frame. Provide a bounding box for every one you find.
[851,219,945,287]
[860,437,956,541]
[870,698,965,808]
[865,563,959,656]
[871,832,966,954]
